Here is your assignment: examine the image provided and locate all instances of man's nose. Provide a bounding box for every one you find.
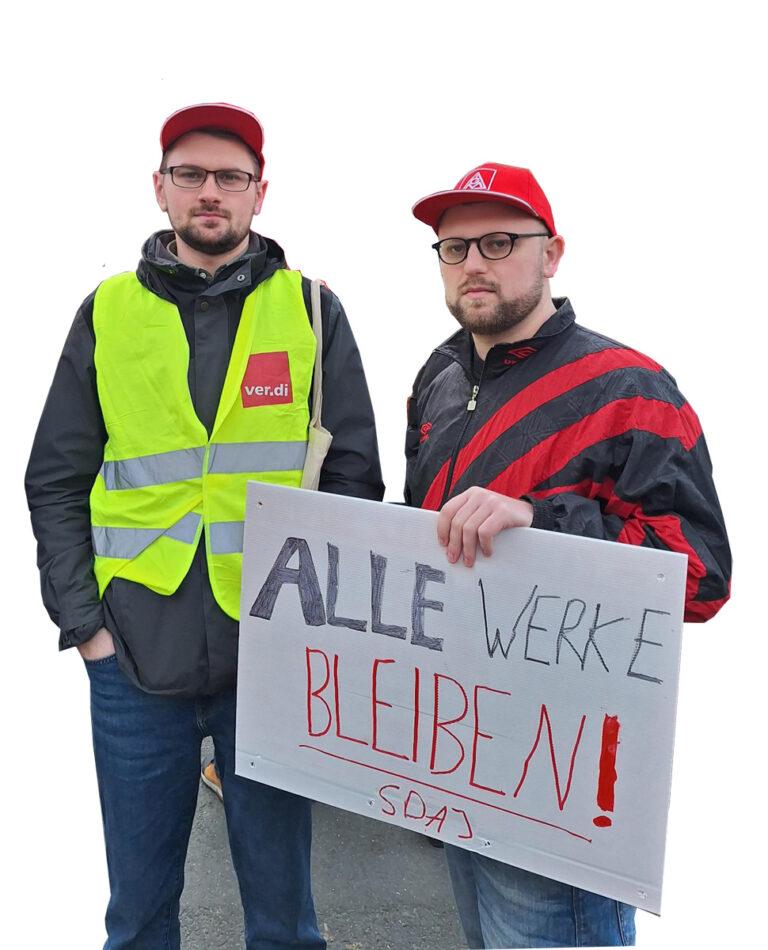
[198,171,222,200]
[463,241,488,273]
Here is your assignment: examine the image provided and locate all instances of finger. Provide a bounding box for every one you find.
[437,494,462,546]
[459,506,492,567]
[438,488,479,551]
[477,509,512,557]
[437,490,472,546]
[446,497,479,564]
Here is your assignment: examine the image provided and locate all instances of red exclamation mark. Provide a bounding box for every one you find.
[593,715,620,828]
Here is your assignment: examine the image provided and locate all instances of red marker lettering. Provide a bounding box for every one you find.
[378,784,398,817]
[412,666,421,763]
[429,674,469,775]
[452,808,474,840]
[371,658,409,760]
[469,684,511,796]
[594,714,621,828]
[404,789,427,820]
[513,704,586,811]
[305,647,331,737]
[333,654,368,746]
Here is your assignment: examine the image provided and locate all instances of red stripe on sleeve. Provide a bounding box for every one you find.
[488,398,702,500]
[618,512,707,614]
[530,479,727,621]
[529,478,636,519]
[684,590,731,623]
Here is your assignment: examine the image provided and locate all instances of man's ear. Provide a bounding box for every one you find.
[253,179,269,216]
[543,234,565,279]
[153,170,168,212]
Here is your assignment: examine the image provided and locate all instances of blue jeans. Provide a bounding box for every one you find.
[85,654,324,950]
[445,844,636,948]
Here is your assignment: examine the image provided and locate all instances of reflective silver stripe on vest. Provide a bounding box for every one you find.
[92,526,164,560]
[93,512,202,559]
[207,441,307,475]
[209,521,244,555]
[164,511,201,544]
[101,447,206,490]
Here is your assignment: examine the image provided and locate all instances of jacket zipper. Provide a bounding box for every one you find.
[439,377,482,509]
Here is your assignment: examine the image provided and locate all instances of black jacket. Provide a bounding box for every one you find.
[26,231,384,696]
[405,299,731,623]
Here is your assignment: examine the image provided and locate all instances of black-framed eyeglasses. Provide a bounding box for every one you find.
[431,231,549,265]
[160,165,259,192]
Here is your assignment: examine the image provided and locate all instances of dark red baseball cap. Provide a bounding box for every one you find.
[412,162,556,235]
[160,102,265,172]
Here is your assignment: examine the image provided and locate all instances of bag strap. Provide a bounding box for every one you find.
[309,279,324,427]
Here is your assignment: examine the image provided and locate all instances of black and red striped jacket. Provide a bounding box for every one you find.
[404,298,731,623]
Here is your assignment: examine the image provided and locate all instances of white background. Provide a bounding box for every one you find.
[3,1,764,947]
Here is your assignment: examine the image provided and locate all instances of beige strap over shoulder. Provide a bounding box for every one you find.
[300,279,334,490]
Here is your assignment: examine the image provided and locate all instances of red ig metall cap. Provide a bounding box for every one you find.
[412,162,556,235]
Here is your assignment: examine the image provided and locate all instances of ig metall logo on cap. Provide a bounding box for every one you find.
[459,167,497,191]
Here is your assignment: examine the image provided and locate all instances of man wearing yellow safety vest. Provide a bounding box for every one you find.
[25,102,384,949]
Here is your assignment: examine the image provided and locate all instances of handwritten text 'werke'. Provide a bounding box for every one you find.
[249,538,667,683]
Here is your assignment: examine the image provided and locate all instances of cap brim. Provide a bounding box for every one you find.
[412,189,545,232]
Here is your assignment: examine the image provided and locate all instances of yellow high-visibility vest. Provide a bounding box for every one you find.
[89,268,315,619]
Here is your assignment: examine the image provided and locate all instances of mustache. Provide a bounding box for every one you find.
[194,202,230,217]
[459,279,497,294]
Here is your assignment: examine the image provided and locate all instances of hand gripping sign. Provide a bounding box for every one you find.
[235,483,686,913]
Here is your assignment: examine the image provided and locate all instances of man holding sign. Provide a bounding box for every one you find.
[407,164,731,947]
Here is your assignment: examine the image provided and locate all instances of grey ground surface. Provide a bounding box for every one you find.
[180,739,464,950]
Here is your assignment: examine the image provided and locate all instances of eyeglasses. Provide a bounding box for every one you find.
[431,231,549,265]
[160,165,259,192]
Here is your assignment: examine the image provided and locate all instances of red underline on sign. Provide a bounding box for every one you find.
[298,743,592,844]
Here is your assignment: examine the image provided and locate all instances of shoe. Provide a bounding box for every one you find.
[426,836,444,848]
[201,758,223,801]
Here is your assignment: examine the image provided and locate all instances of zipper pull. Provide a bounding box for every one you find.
[467,384,479,411]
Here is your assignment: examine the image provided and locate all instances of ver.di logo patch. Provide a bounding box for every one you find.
[241,352,293,408]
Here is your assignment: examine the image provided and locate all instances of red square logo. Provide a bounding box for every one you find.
[241,352,293,408]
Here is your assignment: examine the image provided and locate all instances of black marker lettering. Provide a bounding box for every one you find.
[370,552,407,639]
[583,604,625,673]
[411,563,445,651]
[250,537,326,625]
[524,595,560,665]
[556,598,587,665]
[627,608,668,684]
[326,543,367,632]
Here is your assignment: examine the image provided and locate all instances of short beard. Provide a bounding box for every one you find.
[447,275,544,336]
[174,219,249,257]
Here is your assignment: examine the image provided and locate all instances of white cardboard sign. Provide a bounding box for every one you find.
[235,483,686,914]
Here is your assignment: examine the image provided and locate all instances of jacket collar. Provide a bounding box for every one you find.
[434,297,576,380]
[137,230,287,300]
